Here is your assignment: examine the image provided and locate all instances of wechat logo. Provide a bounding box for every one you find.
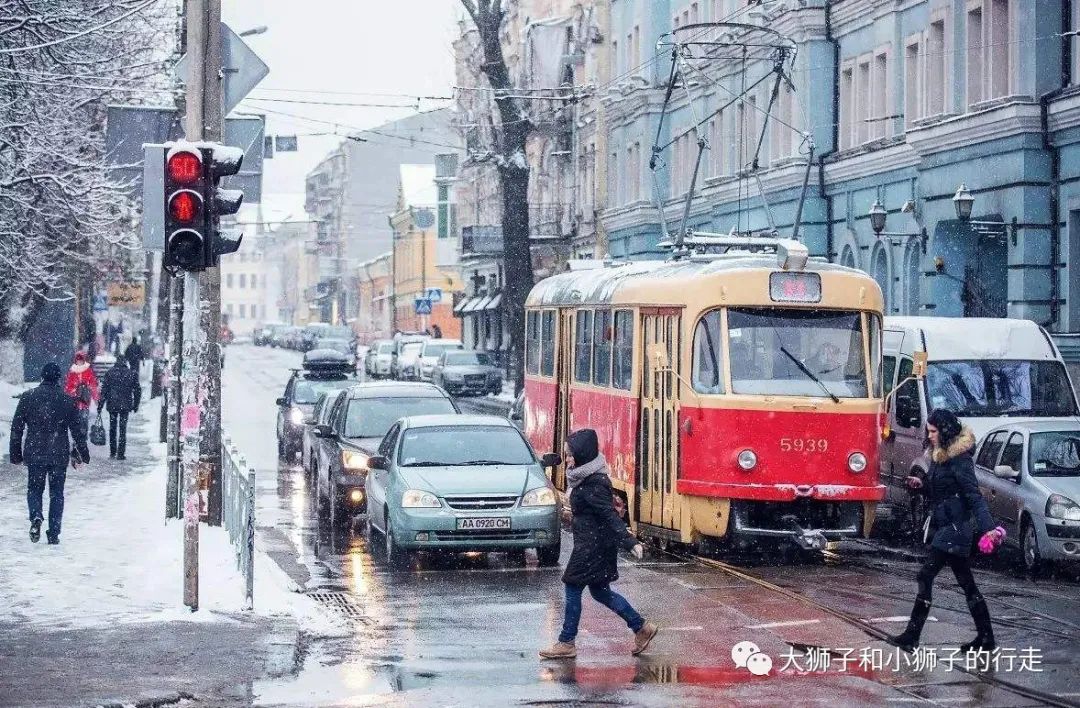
[732,640,773,677]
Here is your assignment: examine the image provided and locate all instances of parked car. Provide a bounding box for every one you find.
[366,340,395,380]
[315,337,355,365]
[432,350,504,396]
[273,326,301,349]
[312,382,460,529]
[391,333,429,379]
[972,420,1080,574]
[255,323,286,347]
[276,350,358,462]
[417,339,464,381]
[364,414,562,567]
[879,316,1079,532]
[509,391,525,431]
[302,323,355,352]
[393,340,426,381]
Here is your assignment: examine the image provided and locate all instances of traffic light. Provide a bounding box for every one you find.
[163,143,207,271]
[161,141,245,272]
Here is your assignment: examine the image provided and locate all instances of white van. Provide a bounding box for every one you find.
[879,317,1080,525]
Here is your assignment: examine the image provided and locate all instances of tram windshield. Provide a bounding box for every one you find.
[725,308,869,398]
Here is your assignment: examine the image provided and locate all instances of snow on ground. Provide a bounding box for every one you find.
[0,413,340,637]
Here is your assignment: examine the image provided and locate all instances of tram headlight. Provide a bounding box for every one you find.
[848,452,868,473]
[737,449,758,471]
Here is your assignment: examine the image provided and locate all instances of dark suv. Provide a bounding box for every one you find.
[276,350,358,462]
[311,381,460,529]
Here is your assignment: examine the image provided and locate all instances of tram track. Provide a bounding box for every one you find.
[648,545,1080,708]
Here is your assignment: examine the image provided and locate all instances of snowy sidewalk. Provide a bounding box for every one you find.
[0,402,329,707]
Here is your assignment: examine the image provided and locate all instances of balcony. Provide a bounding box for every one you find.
[461,225,503,255]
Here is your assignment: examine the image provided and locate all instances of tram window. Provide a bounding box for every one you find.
[593,309,612,386]
[613,310,633,390]
[575,310,593,383]
[653,409,661,491]
[526,312,541,375]
[727,308,868,398]
[665,410,673,493]
[640,412,650,491]
[541,311,556,377]
[692,311,725,394]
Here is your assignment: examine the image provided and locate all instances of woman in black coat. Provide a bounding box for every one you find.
[539,429,658,660]
[888,409,1003,653]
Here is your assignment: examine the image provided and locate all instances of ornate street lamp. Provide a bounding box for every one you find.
[869,199,888,235]
[867,199,928,253]
[952,184,975,221]
[952,184,1016,245]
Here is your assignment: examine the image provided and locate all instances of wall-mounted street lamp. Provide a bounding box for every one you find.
[869,198,929,253]
[952,184,1018,245]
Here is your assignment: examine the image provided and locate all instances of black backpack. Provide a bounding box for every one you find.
[76,381,92,405]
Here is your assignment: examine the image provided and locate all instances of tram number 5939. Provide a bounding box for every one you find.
[780,437,828,453]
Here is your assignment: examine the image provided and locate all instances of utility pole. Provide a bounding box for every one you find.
[180,0,224,611]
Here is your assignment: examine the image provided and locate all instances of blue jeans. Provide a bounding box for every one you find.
[27,465,67,538]
[558,582,645,643]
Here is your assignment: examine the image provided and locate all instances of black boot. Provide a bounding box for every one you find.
[29,519,41,543]
[887,598,931,653]
[961,599,996,653]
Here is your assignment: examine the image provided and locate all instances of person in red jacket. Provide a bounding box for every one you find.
[63,351,99,435]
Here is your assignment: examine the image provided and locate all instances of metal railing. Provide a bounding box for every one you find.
[222,434,255,609]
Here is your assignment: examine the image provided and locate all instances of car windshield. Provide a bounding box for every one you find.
[423,342,462,358]
[726,308,868,398]
[445,352,492,366]
[927,360,1078,418]
[1029,431,1080,476]
[401,343,424,357]
[344,397,457,438]
[317,338,352,354]
[398,425,534,466]
[378,343,394,354]
[292,378,353,405]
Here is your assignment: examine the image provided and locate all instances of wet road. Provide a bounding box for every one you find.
[223,344,1080,707]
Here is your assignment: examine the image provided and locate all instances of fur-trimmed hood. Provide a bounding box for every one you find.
[931,426,976,464]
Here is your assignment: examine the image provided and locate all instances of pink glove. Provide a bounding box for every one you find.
[978,527,1006,554]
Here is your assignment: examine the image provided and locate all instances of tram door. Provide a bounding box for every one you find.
[552,309,574,492]
[637,311,682,531]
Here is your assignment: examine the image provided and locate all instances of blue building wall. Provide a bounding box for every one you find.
[600,0,1080,345]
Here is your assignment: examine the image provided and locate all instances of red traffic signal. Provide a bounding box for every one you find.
[166,149,202,185]
[168,190,202,224]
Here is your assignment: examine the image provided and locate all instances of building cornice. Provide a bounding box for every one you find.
[905,101,1043,157]
[825,141,919,184]
[1048,89,1080,137]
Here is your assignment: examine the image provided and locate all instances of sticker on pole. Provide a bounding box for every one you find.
[181,403,200,434]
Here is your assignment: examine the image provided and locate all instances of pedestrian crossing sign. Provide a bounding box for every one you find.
[414,298,433,315]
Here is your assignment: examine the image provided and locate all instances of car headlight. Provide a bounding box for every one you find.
[737,449,757,471]
[401,489,440,508]
[1047,494,1080,521]
[288,408,304,425]
[342,450,368,471]
[848,452,868,473]
[521,487,557,507]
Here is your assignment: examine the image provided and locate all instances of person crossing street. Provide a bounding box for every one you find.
[539,428,658,660]
[9,362,90,544]
[99,358,140,460]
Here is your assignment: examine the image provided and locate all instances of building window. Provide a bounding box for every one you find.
[927,18,947,115]
[771,84,794,162]
[239,304,247,319]
[239,273,247,289]
[226,273,234,288]
[226,304,234,316]
[905,38,922,128]
[840,66,854,149]
[252,273,258,288]
[872,50,890,139]
[966,6,984,107]
[437,184,450,239]
[612,39,619,75]
[856,58,871,144]
[575,310,593,383]
[632,25,640,75]
[610,150,620,205]
[988,0,1010,99]
[709,116,723,176]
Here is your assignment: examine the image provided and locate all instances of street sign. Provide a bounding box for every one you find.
[414,298,433,315]
[107,283,146,307]
[425,288,443,303]
[175,23,269,116]
[92,293,109,312]
[413,208,435,229]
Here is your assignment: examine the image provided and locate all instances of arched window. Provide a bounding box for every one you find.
[840,244,857,269]
[871,243,891,313]
[904,242,921,315]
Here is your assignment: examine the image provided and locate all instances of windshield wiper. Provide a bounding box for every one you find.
[456,459,518,466]
[779,346,840,404]
[402,460,446,467]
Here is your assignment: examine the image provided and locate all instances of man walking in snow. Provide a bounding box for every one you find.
[99,357,140,460]
[9,362,90,544]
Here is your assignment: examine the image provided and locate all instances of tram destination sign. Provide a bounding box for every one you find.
[770,272,821,303]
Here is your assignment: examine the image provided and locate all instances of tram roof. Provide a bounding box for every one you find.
[526,254,877,309]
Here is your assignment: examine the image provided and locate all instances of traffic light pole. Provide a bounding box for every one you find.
[180,0,224,611]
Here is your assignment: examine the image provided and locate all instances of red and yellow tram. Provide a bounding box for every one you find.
[523,237,886,550]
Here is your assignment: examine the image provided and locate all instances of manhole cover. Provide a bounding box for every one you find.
[308,591,369,623]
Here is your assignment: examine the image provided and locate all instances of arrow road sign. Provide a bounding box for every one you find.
[176,23,269,116]
[414,298,433,315]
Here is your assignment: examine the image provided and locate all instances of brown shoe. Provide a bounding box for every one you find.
[632,622,658,656]
[539,641,577,659]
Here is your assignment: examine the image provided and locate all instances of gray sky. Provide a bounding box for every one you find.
[222,1,461,209]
